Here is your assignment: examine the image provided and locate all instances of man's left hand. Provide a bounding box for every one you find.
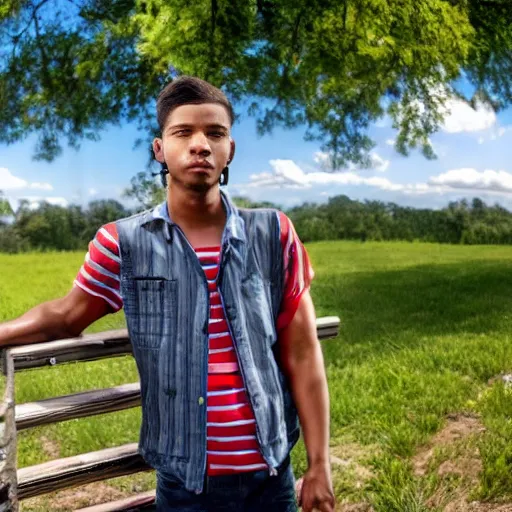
[296,461,335,512]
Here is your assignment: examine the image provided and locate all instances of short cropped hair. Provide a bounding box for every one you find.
[156,76,234,131]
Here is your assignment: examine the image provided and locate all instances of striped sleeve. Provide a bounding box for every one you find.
[277,212,314,331]
[73,222,123,312]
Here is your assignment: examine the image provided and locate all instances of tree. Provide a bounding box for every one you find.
[82,199,129,241]
[231,196,281,209]
[14,202,82,250]
[123,171,166,210]
[1,0,511,169]
[0,192,13,217]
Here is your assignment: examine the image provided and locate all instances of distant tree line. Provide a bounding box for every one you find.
[0,199,129,253]
[287,196,512,245]
[1,195,512,253]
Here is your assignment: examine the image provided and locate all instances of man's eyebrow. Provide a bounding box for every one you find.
[166,123,229,132]
[166,123,192,132]
[207,124,229,131]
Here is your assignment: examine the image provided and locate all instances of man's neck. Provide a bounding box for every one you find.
[167,184,226,230]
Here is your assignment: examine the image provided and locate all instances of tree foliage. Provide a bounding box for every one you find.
[0,193,13,216]
[2,194,512,253]
[1,0,511,167]
[0,198,129,252]
[287,195,512,245]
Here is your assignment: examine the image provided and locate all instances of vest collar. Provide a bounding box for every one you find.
[143,189,245,244]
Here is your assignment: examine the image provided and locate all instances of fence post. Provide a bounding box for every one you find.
[0,349,17,511]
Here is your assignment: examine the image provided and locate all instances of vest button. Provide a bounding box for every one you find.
[198,396,205,406]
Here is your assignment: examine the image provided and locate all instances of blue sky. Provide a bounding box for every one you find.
[1,95,512,212]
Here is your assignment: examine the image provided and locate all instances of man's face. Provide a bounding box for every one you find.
[153,103,234,193]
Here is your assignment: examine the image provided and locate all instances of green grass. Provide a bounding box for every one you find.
[2,242,512,510]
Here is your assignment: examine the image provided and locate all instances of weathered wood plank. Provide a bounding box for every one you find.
[0,349,18,511]
[15,383,141,431]
[75,490,156,512]
[10,330,132,371]
[317,316,341,340]
[318,326,340,337]
[9,317,340,372]
[316,316,341,329]
[17,443,151,500]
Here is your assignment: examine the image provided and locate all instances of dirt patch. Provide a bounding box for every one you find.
[330,443,375,483]
[336,503,374,511]
[21,481,127,511]
[444,501,512,511]
[40,435,60,459]
[412,414,485,478]
[410,413,512,511]
[328,443,375,511]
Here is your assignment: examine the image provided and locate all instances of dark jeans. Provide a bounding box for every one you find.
[155,457,298,511]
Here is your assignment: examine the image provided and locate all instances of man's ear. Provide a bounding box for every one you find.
[153,138,165,164]
[228,137,236,164]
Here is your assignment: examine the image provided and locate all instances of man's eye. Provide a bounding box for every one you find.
[209,131,225,138]
[175,130,190,136]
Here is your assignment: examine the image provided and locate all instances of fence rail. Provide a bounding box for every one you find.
[9,330,132,371]
[17,443,149,500]
[0,316,340,511]
[15,382,141,431]
[0,349,17,511]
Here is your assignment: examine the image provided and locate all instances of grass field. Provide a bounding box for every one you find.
[1,241,512,511]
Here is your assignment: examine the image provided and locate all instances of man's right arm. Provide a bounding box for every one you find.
[0,287,111,347]
[0,222,122,348]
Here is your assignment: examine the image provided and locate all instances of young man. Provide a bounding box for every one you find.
[0,77,335,512]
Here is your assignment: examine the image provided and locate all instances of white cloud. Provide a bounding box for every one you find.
[30,182,53,191]
[385,139,395,146]
[9,196,69,210]
[369,152,390,172]
[0,167,53,191]
[429,168,512,194]
[313,151,330,166]
[312,150,389,172]
[0,167,28,190]
[88,188,98,196]
[246,158,512,202]
[441,99,496,133]
[249,159,415,192]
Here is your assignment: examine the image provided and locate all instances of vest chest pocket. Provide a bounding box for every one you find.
[131,278,177,349]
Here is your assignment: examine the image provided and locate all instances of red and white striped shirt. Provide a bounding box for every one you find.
[74,212,313,475]
[198,246,267,474]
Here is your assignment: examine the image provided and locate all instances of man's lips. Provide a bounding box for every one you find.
[187,161,213,169]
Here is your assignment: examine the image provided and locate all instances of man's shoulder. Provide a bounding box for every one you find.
[236,206,281,222]
[115,205,160,228]
[235,207,285,248]
[236,208,291,236]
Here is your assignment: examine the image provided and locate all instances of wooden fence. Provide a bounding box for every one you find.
[0,316,340,511]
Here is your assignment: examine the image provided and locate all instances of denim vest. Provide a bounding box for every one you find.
[116,192,300,493]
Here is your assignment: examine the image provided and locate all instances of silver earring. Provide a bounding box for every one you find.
[219,166,229,186]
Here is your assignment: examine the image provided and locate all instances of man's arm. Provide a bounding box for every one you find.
[0,287,111,347]
[278,289,335,512]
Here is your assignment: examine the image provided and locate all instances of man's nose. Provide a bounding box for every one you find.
[189,132,211,156]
